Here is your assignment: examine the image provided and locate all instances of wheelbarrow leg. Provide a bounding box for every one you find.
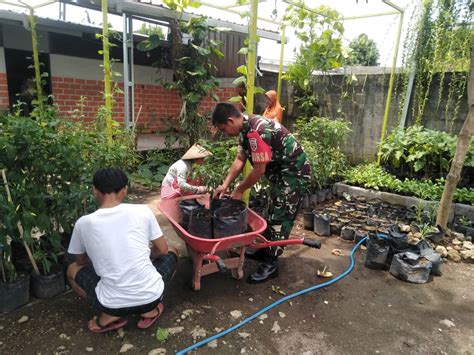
[228,246,245,280]
[186,245,203,291]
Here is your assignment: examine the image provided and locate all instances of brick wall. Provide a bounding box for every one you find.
[51,76,239,132]
[0,73,9,111]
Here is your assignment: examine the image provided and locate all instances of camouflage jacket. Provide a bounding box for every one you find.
[238,115,311,181]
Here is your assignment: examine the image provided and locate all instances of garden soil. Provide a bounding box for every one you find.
[1,191,473,354]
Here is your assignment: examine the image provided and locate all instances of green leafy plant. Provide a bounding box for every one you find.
[294,117,350,190]
[345,163,474,204]
[458,215,471,227]
[380,125,474,178]
[282,2,346,118]
[192,138,239,191]
[137,1,224,146]
[131,149,182,189]
[346,33,379,66]
[0,108,137,276]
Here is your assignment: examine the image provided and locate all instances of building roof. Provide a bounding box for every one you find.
[60,0,283,41]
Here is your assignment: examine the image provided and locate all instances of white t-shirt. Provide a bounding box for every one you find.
[68,203,164,308]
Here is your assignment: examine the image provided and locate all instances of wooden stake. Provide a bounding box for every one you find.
[1,169,41,275]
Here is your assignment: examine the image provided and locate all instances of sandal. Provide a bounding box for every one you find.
[88,316,128,333]
[137,303,164,329]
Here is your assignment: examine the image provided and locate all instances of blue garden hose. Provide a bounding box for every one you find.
[177,236,369,355]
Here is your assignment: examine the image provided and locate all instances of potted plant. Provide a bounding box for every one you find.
[0,241,30,313]
[29,235,65,299]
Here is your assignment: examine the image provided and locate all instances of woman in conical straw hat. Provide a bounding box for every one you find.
[160,144,212,200]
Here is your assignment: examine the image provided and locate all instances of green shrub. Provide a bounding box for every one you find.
[131,148,182,189]
[294,117,350,190]
[0,110,136,278]
[345,162,474,204]
[192,138,239,191]
[380,125,474,178]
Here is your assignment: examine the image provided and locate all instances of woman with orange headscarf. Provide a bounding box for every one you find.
[263,90,283,123]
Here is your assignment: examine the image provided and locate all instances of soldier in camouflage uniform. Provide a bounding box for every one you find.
[212,103,311,283]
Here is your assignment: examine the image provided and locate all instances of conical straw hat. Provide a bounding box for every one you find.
[181,144,212,160]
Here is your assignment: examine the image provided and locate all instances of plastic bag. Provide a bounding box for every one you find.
[365,234,391,270]
[389,252,432,284]
[179,199,204,230]
[213,199,247,238]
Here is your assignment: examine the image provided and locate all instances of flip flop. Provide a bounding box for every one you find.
[88,316,128,333]
[137,303,164,329]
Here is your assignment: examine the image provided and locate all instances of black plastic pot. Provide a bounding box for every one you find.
[324,189,333,200]
[313,212,330,236]
[188,209,213,239]
[301,194,311,209]
[213,199,248,238]
[340,226,356,241]
[303,210,314,231]
[316,190,326,203]
[31,270,65,299]
[365,234,391,270]
[330,222,342,236]
[0,274,30,313]
[179,199,205,230]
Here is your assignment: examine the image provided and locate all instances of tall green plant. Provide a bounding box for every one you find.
[282,2,345,118]
[294,117,350,189]
[138,0,223,147]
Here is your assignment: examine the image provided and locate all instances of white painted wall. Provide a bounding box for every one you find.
[50,54,236,87]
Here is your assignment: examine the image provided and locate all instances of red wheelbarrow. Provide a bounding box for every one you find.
[158,194,321,291]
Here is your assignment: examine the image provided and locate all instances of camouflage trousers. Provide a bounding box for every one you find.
[264,172,308,242]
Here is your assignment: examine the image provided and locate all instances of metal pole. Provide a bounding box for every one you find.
[399,61,416,128]
[343,11,398,20]
[377,10,404,165]
[129,16,135,126]
[122,13,135,128]
[59,1,66,21]
[242,0,259,205]
[277,25,285,102]
[122,13,130,127]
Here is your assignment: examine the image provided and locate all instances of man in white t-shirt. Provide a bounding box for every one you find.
[67,168,178,333]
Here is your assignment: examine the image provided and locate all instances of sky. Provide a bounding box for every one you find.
[0,0,420,67]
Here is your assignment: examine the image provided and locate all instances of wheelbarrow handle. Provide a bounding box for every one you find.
[216,259,228,273]
[203,254,228,273]
[303,238,321,249]
[251,236,321,249]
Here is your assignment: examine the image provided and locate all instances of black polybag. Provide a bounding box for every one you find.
[389,252,432,284]
[365,233,391,270]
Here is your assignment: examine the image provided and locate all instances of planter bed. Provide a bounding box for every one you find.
[333,183,474,225]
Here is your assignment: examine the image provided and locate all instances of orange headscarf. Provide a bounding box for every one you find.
[263,90,283,123]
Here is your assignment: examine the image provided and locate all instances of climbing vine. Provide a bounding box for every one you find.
[138,0,224,146]
[400,0,471,129]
